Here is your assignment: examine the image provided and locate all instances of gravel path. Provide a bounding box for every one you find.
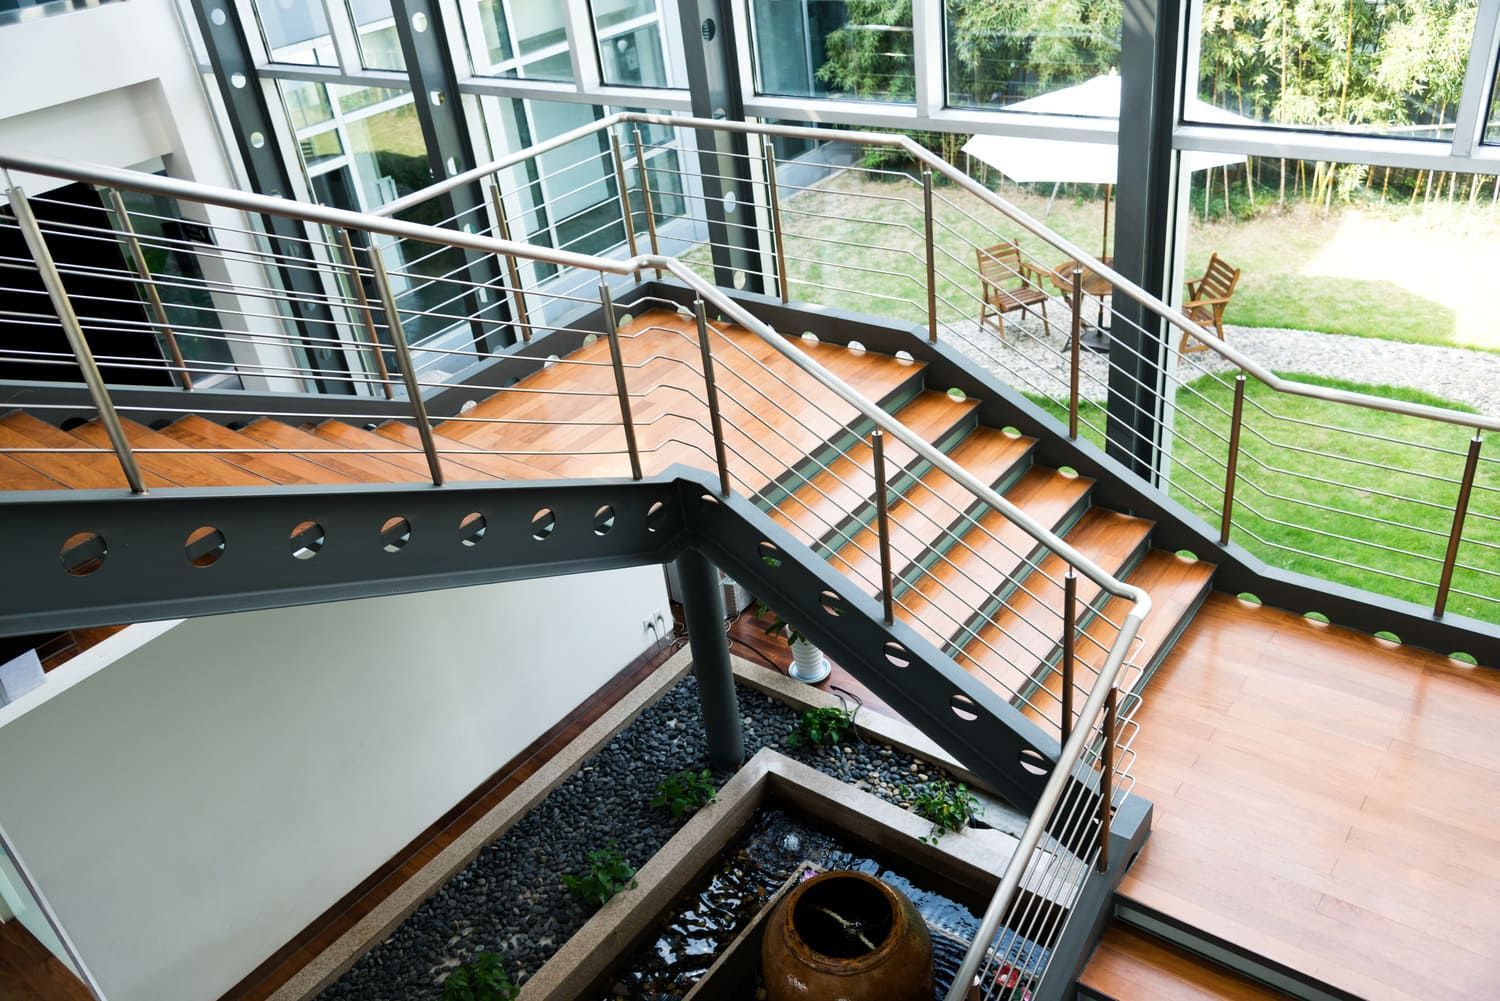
[943,316,1500,417]
[316,673,990,1000]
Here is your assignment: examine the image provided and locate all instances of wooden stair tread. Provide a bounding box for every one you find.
[1021,549,1216,736]
[238,419,429,483]
[74,418,276,488]
[1079,924,1290,1000]
[449,310,925,487]
[891,467,1094,650]
[0,452,66,491]
[827,427,1037,592]
[0,413,174,490]
[955,507,1154,700]
[375,422,549,480]
[160,416,358,485]
[311,420,489,482]
[769,389,978,548]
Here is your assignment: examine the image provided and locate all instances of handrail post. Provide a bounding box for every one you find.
[336,229,396,399]
[1068,266,1083,439]
[632,127,663,279]
[609,129,642,280]
[600,281,643,480]
[487,180,532,343]
[1220,373,1247,545]
[1434,430,1483,617]
[1097,685,1117,874]
[922,167,937,344]
[872,429,894,625]
[368,244,444,486]
[1061,570,1077,746]
[764,138,789,304]
[693,298,732,496]
[107,188,192,391]
[10,184,146,495]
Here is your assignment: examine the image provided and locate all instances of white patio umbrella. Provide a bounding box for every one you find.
[961,74,1250,257]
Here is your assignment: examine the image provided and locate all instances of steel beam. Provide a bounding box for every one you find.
[188,2,354,394]
[674,0,767,293]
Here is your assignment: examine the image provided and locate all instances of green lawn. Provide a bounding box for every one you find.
[688,170,1500,353]
[1034,373,1500,631]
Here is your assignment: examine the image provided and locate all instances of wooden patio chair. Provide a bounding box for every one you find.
[1179,252,1241,353]
[977,241,1053,341]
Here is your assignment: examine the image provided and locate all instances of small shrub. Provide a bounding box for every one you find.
[562,844,637,908]
[442,952,517,1001]
[786,705,855,748]
[651,768,717,819]
[903,779,983,844]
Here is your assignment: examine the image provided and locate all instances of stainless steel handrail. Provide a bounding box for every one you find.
[383,111,1497,435]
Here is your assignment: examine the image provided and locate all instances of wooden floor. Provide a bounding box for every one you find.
[1120,592,1500,1001]
[1080,925,1290,1000]
[0,922,92,1001]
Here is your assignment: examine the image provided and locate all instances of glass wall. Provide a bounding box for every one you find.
[943,0,1122,111]
[592,0,669,87]
[251,0,336,65]
[1191,0,1479,138]
[346,0,406,71]
[750,0,914,102]
[1487,57,1500,143]
[458,0,575,80]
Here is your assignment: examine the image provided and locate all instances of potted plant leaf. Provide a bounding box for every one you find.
[757,602,830,684]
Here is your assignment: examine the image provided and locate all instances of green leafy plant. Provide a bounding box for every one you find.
[562,844,637,908]
[651,768,717,819]
[442,952,517,1001]
[756,601,809,646]
[903,779,983,844]
[786,705,855,749]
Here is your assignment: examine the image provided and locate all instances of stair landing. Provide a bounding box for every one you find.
[1121,592,1500,1001]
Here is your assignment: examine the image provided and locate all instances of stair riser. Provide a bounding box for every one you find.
[912,486,1093,647]
[1005,535,1154,713]
[807,410,981,559]
[751,367,927,513]
[1111,899,1360,1001]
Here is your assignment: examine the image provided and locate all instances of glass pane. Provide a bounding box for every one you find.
[751,0,914,102]
[467,0,515,69]
[593,0,655,31]
[1191,0,1478,138]
[512,0,568,57]
[282,80,334,131]
[346,0,407,71]
[251,0,336,65]
[598,23,667,87]
[944,0,1121,111]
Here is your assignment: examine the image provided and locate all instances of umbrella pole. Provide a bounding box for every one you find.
[1102,183,1112,258]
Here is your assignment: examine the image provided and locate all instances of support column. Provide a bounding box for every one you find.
[674,547,744,769]
[1107,0,1185,479]
[389,0,511,353]
[190,3,354,394]
[676,0,767,293]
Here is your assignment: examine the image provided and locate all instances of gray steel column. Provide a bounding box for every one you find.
[190,3,354,394]
[675,546,744,769]
[389,0,511,352]
[676,0,767,293]
[1107,0,1185,478]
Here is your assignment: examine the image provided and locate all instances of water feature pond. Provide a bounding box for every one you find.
[596,805,1046,1000]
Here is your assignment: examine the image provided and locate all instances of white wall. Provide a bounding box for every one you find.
[0,565,671,1001]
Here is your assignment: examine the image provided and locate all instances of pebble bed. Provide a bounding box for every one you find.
[316,673,979,1000]
[943,315,1500,416]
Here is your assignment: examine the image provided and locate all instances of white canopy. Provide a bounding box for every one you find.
[962,74,1249,185]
